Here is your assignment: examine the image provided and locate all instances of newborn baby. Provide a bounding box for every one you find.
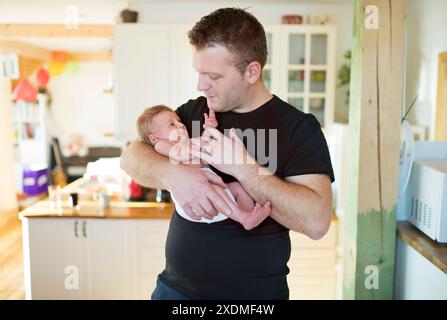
[136,104,271,230]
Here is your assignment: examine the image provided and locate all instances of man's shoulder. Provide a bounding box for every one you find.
[175,96,207,120]
[270,95,320,131]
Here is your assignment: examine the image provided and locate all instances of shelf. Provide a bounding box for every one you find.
[397,221,447,274]
[13,119,41,124]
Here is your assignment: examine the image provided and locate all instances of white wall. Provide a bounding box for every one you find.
[405,0,447,140]
[45,61,118,149]
[0,80,18,210]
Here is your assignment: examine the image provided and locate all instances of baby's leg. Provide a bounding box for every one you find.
[211,184,271,230]
[226,182,255,211]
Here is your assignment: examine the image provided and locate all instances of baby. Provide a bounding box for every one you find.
[136,104,271,230]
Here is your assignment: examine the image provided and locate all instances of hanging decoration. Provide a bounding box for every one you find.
[36,67,50,88]
[65,59,79,75]
[48,51,79,76]
[12,78,38,102]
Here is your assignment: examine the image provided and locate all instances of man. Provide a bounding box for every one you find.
[120,7,334,300]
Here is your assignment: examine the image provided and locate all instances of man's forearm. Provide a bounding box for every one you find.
[236,165,331,239]
[120,140,173,189]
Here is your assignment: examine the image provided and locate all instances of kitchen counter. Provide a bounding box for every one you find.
[19,178,174,220]
[397,221,447,274]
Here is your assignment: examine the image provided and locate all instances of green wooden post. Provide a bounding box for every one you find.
[343,0,405,299]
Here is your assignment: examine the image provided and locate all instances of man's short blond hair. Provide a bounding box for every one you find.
[136,105,173,144]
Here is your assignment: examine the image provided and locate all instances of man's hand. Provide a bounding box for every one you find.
[191,127,258,178]
[166,164,233,220]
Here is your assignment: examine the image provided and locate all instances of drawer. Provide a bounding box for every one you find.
[288,248,336,276]
[290,220,338,249]
[138,220,170,235]
[139,272,159,300]
[139,232,168,248]
[138,220,170,248]
[288,275,336,300]
[139,247,165,272]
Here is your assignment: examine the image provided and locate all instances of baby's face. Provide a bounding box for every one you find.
[152,111,189,142]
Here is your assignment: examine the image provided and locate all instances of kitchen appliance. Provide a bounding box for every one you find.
[398,141,447,243]
[407,159,447,243]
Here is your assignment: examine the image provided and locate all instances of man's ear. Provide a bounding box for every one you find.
[148,133,161,145]
[245,61,262,84]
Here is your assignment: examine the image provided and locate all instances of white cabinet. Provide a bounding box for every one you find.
[137,220,170,298]
[287,219,341,300]
[113,24,200,141]
[22,218,84,299]
[264,25,336,129]
[22,217,166,300]
[81,219,138,299]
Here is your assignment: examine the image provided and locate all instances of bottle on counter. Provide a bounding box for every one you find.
[128,179,144,201]
[69,192,80,212]
[156,189,171,203]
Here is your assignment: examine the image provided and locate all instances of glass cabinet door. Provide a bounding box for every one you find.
[285,30,329,127]
[263,33,273,91]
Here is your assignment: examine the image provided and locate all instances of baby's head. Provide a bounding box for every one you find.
[137,105,189,145]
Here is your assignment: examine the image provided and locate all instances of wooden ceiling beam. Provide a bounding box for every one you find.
[0,41,112,62]
[0,24,113,38]
[71,51,112,61]
[0,41,51,61]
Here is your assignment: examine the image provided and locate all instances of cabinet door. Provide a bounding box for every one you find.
[81,219,138,299]
[275,25,336,129]
[287,219,338,300]
[24,218,84,299]
[114,24,171,140]
[263,26,281,96]
[137,220,170,299]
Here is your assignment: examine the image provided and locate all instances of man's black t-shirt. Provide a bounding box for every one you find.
[159,95,335,299]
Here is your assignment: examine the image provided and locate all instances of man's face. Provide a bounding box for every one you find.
[192,45,248,112]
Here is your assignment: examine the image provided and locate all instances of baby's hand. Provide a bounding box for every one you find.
[169,140,194,163]
[203,107,218,129]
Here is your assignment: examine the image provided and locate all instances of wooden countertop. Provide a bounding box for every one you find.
[397,221,447,274]
[19,178,174,220]
[19,200,174,220]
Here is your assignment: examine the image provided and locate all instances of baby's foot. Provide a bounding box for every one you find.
[242,201,272,231]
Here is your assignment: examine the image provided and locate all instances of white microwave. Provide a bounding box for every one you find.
[407,159,447,243]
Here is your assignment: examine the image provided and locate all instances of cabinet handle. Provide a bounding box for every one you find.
[74,221,78,238]
[82,221,87,238]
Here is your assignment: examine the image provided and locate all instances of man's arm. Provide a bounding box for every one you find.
[192,127,333,239]
[120,141,171,189]
[120,140,233,219]
[237,167,333,240]
[120,140,171,189]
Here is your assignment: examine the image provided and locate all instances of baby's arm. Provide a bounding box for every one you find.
[202,107,218,142]
[203,107,218,129]
[226,181,256,212]
[154,140,192,163]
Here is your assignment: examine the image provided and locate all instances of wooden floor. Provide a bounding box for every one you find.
[0,209,25,300]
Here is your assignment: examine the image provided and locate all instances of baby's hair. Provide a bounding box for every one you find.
[136,105,173,144]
